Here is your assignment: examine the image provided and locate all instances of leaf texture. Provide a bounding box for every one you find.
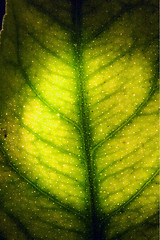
[0,0,159,239]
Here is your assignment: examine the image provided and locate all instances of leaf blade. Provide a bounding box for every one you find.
[0,0,158,239]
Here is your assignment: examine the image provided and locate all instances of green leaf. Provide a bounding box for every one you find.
[0,0,159,239]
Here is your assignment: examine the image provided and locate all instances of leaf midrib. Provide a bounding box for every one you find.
[71,1,101,239]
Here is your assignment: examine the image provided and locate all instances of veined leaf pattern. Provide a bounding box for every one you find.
[0,0,159,239]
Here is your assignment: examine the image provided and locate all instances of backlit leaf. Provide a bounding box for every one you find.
[0,0,159,239]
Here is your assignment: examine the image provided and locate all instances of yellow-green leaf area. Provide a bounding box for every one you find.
[0,0,159,239]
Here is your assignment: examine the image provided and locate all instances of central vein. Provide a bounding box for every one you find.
[71,0,101,239]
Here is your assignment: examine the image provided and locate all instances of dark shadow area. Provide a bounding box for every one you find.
[0,0,5,30]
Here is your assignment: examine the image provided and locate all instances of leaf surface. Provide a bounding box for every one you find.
[0,0,159,239]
